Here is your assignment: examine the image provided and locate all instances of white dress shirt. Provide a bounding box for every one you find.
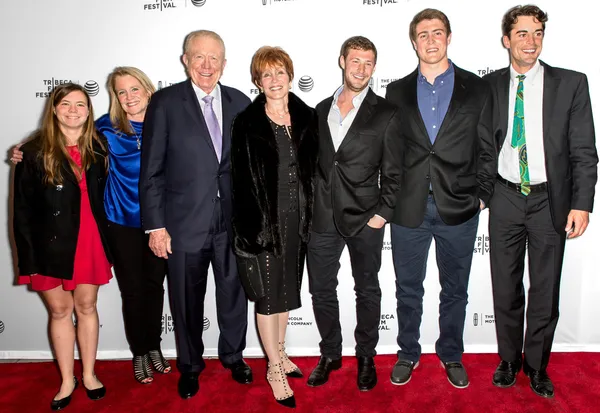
[327,85,369,151]
[498,60,547,184]
[192,82,223,134]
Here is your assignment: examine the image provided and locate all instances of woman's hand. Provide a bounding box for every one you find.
[9,143,23,164]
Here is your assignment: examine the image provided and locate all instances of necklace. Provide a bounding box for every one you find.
[265,106,289,119]
[129,121,142,150]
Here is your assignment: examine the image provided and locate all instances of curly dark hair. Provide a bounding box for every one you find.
[502,5,548,37]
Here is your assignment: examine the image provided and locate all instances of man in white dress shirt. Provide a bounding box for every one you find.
[484,5,597,398]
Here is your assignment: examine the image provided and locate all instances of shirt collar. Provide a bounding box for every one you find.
[192,81,221,103]
[510,59,542,85]
[332,84,370,108]
[418,59,454,85]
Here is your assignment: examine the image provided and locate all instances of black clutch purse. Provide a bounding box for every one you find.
[235,255,265,301]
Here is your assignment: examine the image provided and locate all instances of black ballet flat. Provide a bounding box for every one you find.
[83,377,106,400]
[50,376,78,411]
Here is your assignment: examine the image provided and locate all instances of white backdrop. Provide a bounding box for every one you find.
[1,0,599,359]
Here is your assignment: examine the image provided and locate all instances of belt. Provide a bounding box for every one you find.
[496,175,547,194]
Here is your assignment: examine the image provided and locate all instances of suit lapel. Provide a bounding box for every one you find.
[318,97,336,157]
[497,67,511,149]
[182,79,218,162]
[337,89,376,153]
[434,67,467,145]
[541,61,560,145]
[220,83,234,164]
[404,70,429,144]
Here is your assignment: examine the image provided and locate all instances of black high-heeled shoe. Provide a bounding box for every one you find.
[133,353,154,384]
[148,349,172,374]
[279,341,303,378]
[50,376,78,411]
[267,362,296,409]
[83,375,106,400]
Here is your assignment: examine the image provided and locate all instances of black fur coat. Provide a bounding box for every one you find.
[231,92,318,259]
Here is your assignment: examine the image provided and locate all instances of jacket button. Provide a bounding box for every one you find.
[425,175,430,180]
[53,211,61,216]
[334,161,339,166]
[56,185,63,191]
[430,150,435,155]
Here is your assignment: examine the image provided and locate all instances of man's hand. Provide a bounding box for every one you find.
[367,215,386,229]
[149,228,172,259]
[480,199,485,210]
[565,209,590,239]
[10,143,23,164]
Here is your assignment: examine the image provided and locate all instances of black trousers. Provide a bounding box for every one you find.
[168,200,248,374]
[307,223,385,359]
[490,181,566,371]
[106,221,167,357]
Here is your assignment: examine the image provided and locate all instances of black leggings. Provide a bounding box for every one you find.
[106,221,167,356]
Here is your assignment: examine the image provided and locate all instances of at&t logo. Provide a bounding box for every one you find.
[203,317,210,331]
[84,80,100,97]
[190,0,206,6]
[0,320,4,334]
[473,313,495,327]
[156,80,177,90]
[297,75,314,92]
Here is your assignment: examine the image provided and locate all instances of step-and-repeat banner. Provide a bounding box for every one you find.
[1,0,599,359]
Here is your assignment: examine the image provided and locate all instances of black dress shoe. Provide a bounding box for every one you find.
[51,377,78,411]
[390,359,419,385]
[178,372,200,399]
[442,361,469,389]
[492,360,521,388]
[357,356,377,391]
[83,377,106,401]
[523,364,554,398]
[225,359,253,384]
[306,356,342,387]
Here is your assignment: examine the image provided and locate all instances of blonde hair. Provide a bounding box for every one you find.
[183,30,226,57]
[107,66,155,134]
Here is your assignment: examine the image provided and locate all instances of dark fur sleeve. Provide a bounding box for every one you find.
[231,113,264,258]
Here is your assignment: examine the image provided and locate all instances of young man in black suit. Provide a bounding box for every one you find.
[484,5,597,398]
[385,8,496,389]
[140,30,252,399]
[306,36,402,392]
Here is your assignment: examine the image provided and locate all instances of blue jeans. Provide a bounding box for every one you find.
[391,195,479,363]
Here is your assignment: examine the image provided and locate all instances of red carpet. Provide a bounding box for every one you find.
[1,353,599,412]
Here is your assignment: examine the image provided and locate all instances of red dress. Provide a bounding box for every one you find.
[18,146,113,291]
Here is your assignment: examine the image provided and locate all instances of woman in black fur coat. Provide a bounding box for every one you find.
[231,46,318,408]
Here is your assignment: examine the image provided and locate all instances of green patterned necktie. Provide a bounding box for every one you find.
[511,74,530,196]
